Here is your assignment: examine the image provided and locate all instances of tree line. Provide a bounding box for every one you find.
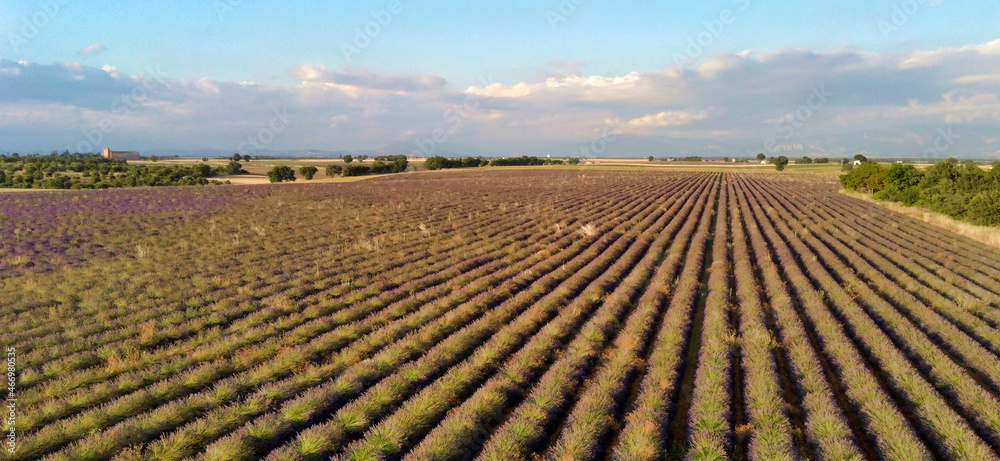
[423,155,578,171]
[0,152,246,189]
[841,159,1000,226]
[267,155,410,183]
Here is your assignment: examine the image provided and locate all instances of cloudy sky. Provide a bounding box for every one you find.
[1,0,1000,158]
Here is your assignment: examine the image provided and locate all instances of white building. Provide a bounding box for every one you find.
[102,148,141,160]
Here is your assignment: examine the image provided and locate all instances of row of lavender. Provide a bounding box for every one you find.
[3,170,706,459]
[4,170,1000,459]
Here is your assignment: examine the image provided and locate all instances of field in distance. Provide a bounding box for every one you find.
[3,169,1000,460]
[120,156,851,185]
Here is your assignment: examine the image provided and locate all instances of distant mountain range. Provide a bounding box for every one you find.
[11,134,999,159]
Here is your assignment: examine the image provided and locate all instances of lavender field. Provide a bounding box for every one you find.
[3,169,1000,460]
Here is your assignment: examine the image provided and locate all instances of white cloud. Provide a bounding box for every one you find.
[627,110,710,128]
[901,39,1000,68]
[288,64,445,92]
[3,39,1000,157]
[465,72,642,98]
[78,44,107,56]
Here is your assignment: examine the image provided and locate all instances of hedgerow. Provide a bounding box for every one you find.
[841,159,1000,225]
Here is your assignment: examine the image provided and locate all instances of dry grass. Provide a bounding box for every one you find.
[840,189,1000,249]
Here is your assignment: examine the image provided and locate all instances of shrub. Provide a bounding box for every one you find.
[298,166,318,180]
[325,165,343,177]
[423,156,447,171]
[920,189,973,218]
[921,160,959,188]
[874,164,924,204]
[424,156,485,170]
[883,164,923,189]
[370,158,408,174]
[840,162,885,192]
[964,190,1000,226]
[489,156,546,167]
[774,156,789,171]
[267,166,296,183]
[342,165,372,177]
[875,186,921,206]
[374,155,407,163]
[225,161,245,175]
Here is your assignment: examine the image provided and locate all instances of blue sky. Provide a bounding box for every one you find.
[2,1,1000,157]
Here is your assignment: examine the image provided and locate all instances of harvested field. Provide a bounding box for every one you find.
[3,169,1000,460]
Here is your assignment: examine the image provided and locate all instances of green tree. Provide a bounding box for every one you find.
[966,190,1000,226]
[756,153,766,161]
[325,165,343,176]
[358,155,368,163]
[343,155,353,164]
[774,156,790,171]
[343,165,372,177]
[232,153,242,162]
[299,165,319,180]
[647,156,654,161]
[990,161,1000,184]
[883,164,923,189]
[242,154,252,162]
[568,157,581,165]
[853,154,868,163]
[841,161,887,192]
[799,156,813,164]
[225,161,245,175]
[267,165,296,183]
[921,160,960,188]
[149,155,159,162]
[875,164,924,204]
[424,156,446,170]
